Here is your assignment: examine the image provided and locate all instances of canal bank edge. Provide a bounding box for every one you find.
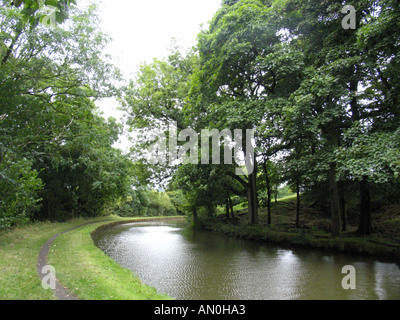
[90,216,187,239]
[39,215,398,300]
[198,220,400,262]
[39,216,184,300]
[92,216,400,262]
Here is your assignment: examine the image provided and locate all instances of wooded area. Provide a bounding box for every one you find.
[0,1,135,227]
[1,0,399,239]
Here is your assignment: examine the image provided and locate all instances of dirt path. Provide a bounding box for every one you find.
[37,221,110,300]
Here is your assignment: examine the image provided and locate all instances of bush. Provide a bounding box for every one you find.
[0,157,43,229]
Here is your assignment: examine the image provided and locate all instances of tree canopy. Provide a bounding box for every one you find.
[122,0,400,236]
[0,3,131,227]
[2,0,399,238]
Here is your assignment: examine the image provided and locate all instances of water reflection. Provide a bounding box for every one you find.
[94,221,400,300]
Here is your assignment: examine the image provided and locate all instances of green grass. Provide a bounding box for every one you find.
[0,219,92,300]
[215,194,298,215]
[275,194,298,202]
[0,216,175,300]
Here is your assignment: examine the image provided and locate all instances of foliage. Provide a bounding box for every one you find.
[111,189,177,218]
[2,0,76,27]
[122,0,400,236]
[2,0,399,236]
[0,156,43,228]
[0,4,130,227]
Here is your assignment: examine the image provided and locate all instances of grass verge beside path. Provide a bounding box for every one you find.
[0,216,175,300]
[0,218,94,300]
[48,217,173,300]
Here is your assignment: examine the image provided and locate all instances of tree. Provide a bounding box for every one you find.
[103,0,400,238]
[336,126,400,234]
[277,0,386,236]
[0,4,127,226]
[347,0,400,234]
[259,158,281,225]
[3,0,76,27]
[34,113,134,221]
[121,47,197,187]
[0,156,43,229]
[194,0,284,224]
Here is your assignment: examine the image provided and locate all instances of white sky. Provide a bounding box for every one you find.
[79,0,222,122]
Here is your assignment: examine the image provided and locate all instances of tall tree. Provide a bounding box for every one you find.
[122,48,197,188]
[0,4,128,226]
[195,0,284,224]
[279,0,384,236]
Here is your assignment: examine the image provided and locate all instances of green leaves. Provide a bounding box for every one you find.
[0,156,43,229]
[4,0,77,27]
[0,3,130,226]
[198,1,280,101]
[336,125,400,183]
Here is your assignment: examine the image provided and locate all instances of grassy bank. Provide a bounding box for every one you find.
[1,205,399,300]
[205,197,400,260]
[0,216,176,300]
[0,219,81,300]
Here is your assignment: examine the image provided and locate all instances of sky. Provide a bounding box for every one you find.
[79,0,223,122]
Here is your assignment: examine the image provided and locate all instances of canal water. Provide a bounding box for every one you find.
[93,220,400,300]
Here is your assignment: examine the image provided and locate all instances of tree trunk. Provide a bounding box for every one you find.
[340,197,347,232]
[228,196,235,219]
[267,186,272,225]
[296,178,300,228]
[262,161,272,225]
[225,198,230,219]
[207,203,215,217]
[350,79,360,122]
[193,207,198,222]
[328,163,341,237]
[338,183,347,232]
[358,176,372,235]
[247,170,258,225]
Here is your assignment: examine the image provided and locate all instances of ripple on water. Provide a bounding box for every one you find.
[94,222,400,300]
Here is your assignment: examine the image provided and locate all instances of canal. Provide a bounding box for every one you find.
[93,220,400,300]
